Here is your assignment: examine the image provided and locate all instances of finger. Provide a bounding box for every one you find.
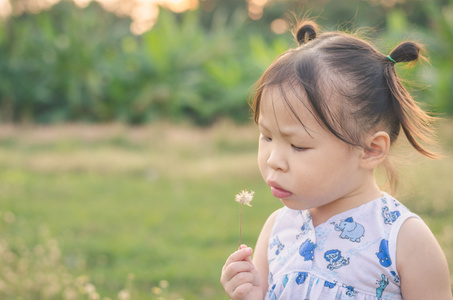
[239,244,248,250]
[224,270,255,298]
[229,269,255,288]
[221,260,254,284]
[232,282,253,300]
[223,246,253,270]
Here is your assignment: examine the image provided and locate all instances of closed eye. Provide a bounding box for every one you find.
[292,144,309,152]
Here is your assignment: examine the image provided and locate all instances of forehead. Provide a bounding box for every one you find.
[259,84,320,134]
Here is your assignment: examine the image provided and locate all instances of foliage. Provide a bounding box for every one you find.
[0,0,452,125]
[422,0,453,114]
[0,212,181,299]
[0,212,128,299]
[0,1,288,125]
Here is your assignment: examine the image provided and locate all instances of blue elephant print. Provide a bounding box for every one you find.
[324,281,336,289]
[334,217,365,242]
[270,236,285,255]
[381,206,401,224]
[299,238,317,261]
[376,239,392,267]
[324,249,350,270]
[376,274,389,300]
[296,272,308,285]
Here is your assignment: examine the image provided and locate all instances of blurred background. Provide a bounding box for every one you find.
[0,0,452,299]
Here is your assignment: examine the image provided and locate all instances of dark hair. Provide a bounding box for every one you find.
[251,20,439,189]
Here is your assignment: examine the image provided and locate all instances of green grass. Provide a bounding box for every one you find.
[0,120,452,299]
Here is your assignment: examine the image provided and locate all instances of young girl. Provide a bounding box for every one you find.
[220,21,452,300]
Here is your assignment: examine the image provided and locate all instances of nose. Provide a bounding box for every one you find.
[267,146,288,172]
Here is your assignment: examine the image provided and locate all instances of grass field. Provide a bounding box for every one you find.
[0,120,452,299]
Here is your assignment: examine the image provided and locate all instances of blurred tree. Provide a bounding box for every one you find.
[422,0,453,114]
[0,0,451,124]
[0,0,132,122]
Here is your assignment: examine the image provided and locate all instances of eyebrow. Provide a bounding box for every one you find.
[258,121,315,139]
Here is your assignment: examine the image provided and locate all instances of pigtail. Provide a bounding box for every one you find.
[295,21,318,45]
[388,41,427,64]
[384,41,439,159]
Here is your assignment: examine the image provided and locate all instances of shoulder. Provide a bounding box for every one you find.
[397,217,452,299]
[254,208,282,253]
[263,208,283,232]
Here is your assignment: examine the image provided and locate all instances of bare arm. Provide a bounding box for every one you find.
[252,208,281,297]
[397,217,452,300]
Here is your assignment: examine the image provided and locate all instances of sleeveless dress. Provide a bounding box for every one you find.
[266,192,419,300]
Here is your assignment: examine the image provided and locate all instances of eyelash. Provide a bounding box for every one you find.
[291,145,308,152]
[262,135,308,152]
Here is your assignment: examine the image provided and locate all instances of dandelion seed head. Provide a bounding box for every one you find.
[84,283,96,294]
[235,190,254,207]
[89,292,100,300]
[152,286,161,295]
[118,290,131,300]
[159,280,169,289]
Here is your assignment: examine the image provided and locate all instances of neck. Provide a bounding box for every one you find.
[309,181,382,228]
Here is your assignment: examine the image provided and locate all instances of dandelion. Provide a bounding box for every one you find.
[89,292,100,300]
[235,190,254,207]
[118,290,130,300]
[159,280,169,289]
[235,189,254,247]
[84,283,96,295]
[152,286,161,295]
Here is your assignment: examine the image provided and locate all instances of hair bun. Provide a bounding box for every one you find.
[295,21,318,45]
[388,41,424,63]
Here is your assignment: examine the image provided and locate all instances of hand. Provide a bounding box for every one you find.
[220,245,263,300]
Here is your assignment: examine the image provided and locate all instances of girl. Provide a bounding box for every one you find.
[220,21,452,300]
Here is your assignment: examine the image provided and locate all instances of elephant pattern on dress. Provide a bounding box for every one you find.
[266,193,415,300]
[334,217,365,242]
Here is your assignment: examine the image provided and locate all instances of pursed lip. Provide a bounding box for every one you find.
[268,180,293,199]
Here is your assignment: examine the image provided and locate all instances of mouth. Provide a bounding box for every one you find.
[268,180,293,199]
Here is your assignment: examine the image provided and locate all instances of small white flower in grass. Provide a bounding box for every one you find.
[159,280,169,289]
[235,190,254,207]
[235,189,254,247]
[118,290,130,300]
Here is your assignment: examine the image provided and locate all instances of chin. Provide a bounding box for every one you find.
[280,198,308,211]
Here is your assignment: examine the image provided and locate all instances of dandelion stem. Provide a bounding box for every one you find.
[239,203,242,248]
[235,189,253,249]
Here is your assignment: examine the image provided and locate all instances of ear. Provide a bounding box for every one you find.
[360,131,390,169]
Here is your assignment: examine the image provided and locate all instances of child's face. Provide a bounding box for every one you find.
[257,86,368,211]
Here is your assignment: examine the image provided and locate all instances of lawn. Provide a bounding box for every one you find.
[0,120,452,299]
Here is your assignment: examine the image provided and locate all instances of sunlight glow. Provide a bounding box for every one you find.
[160,0,198,13]
[73,0,91,8]
[247,0,268,20]
[0,0,12,20]
[270,18,288,34]
[1,0,200,34]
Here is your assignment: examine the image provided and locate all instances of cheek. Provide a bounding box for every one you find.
[257,142,268,174]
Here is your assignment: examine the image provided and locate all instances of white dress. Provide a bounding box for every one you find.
[266,193,419,299]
